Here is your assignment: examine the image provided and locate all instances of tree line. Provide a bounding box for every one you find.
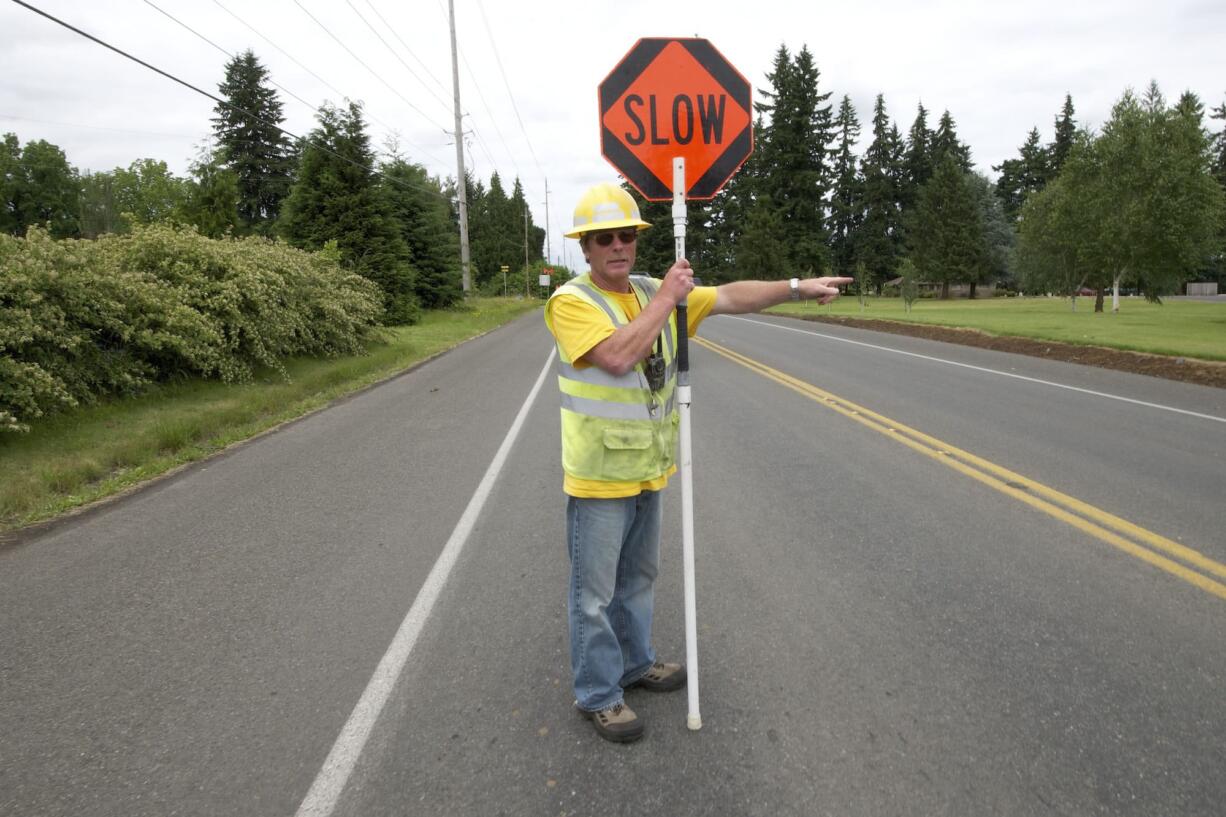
[5,45,1225,316]
[1,50,546,325]
[629,45,1226,311]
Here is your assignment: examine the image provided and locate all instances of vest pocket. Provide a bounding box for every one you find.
[601,426,654,480]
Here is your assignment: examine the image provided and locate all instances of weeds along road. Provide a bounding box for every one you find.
[1,310,1223,817]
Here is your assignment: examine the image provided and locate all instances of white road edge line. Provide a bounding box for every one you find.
[722,315,1226,425]
[294,348,557,817]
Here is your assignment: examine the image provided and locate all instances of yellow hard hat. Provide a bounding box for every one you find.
[563,183,651,239]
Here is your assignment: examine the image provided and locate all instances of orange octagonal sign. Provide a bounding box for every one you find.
[600,38,753,201]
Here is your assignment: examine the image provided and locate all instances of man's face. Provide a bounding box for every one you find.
[585,229,638,287]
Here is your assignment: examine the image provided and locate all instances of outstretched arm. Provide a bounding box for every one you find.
[712,276,853,315]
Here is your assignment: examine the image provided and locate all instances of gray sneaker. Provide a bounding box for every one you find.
[625,661,687,693]
[579,701,644,743]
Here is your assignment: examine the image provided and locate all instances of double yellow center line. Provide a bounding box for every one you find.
[697,337,1226,601]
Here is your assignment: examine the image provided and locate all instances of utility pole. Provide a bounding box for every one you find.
[543,177,551,265]
[523,205,530,297]
[448,0,471,293]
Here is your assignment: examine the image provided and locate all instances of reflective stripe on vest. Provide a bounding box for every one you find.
[547,272,680,482]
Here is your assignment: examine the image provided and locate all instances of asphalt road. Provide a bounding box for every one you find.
[1,310,1223,817]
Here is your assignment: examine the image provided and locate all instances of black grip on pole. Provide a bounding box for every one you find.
[676,302,689,373]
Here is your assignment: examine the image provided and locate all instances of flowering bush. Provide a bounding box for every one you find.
[0,225,381,431]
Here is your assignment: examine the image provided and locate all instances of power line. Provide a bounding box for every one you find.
[428,0,523,190]
[460,49,521,181]
[142,0,318,116]
[343,0,453,118]
[211,1,351,109]
[364,0,451,98]
[433,2,527,191]
[467,123,501,178]
[208,0,448,167]
[8,0,448,201]
[291,0,451,135]
[362,0,503,180]
[474,0,544,181]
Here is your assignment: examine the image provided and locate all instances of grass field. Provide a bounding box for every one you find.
[768,295,1226,362]
[0,298,541,534]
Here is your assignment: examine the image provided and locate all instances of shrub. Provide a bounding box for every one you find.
[0,225,382,431]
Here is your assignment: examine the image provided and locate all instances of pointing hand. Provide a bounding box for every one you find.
[804,276,853,305]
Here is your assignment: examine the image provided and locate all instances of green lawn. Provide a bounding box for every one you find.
[769,295,1226,362]
[0,298,541,534]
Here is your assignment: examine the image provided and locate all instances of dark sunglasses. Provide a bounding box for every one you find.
[592,230,638,247]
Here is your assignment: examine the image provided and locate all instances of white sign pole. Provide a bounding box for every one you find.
[672,157,701,731]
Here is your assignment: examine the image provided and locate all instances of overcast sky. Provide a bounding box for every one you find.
[3,0,1224,268]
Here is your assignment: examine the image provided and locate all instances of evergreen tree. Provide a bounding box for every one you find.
[212,50,294,234]
[888,121,907,250]
[907,155,986,298]
[631,194,677,277]
[901,102,934,213]
[1176,90,1206,122]
[461,172,488,284]
[1205,96,1226,284]
[178,152,239,238]
[994,128,1050,221]
[627,189,719,280]
[967,171,1015,290]
[696,187,736,279]
[829,95,863,277]
[1211,96,1226,190]
[509,177,545,265]
[1049,94,1077,175]
[280,101,418,323]
[714,116,764,281]
[931,110,973,171]
[736,194,790,279]
[382,157,461,309]
[857,94,902,288]
[780,46,834,272]
[751,44,835,274]
[469,171,517,288]
[461,172,545,292]
[0,133,18,235]
[751,45,793,187]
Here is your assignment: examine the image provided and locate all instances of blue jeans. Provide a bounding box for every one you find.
[566,490,662,712]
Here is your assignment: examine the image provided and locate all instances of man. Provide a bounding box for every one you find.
[545,183,851,742]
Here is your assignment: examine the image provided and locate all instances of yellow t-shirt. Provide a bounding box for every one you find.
[544,279,718,498]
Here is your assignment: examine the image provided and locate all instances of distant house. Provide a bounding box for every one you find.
[883,277,996,298]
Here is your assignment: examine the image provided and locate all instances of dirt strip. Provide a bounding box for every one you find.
[796,315,1226,390]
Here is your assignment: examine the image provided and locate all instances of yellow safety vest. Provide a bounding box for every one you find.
[548,273,679,483]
